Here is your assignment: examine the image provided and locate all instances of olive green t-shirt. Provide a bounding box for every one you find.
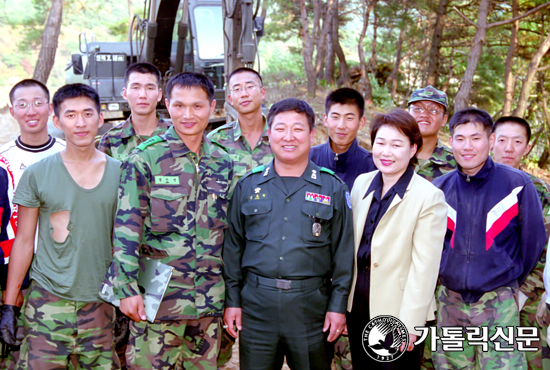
[13,152,121,302]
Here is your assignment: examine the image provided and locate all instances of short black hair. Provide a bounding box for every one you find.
[267,98,315,131]
[227,67,263,87]
[448,108,493,136]
[52,83,101,117]
[494,116,531,142]
[124,62,162,86]
[165,72,215,102]
[325,88,365,117]
[9,79,50,104]
[370,108,423,166]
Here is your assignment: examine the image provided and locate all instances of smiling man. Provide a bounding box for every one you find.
[432,108,546,369]
[223,98,354,370]
[491,116,550,370]
[98,63,169,161]
[310,88,375,191]
[208,67,273,184]
[0,84,121,369]
[105,72,233,369]
[408,86,456,182]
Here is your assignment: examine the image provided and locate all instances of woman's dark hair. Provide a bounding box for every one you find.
[370,108,423,166]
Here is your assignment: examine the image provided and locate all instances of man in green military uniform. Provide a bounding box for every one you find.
[408,86,456,370]
[208,67,273,183]
[223,98,354,369]
[105,72,233,370]
[98,62,169,160]
[208,67,273,365]
[408,86,456,182]
[491,116,550,370]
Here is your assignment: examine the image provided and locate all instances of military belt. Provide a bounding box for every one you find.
[247,271,326,291]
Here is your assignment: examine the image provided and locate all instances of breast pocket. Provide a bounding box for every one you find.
[301,202,333,246]
[150,185,190,233]
[205,179,230,230]
[242,200,272,240]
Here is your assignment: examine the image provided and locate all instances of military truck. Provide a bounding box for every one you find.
[66,0,263,125]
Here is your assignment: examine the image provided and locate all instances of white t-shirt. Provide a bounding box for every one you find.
[0,135,66,262]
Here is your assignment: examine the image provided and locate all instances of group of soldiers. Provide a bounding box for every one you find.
[0,61,547,370]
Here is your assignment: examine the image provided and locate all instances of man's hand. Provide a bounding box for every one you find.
[400,333,418,352]
[120,295,146,322]
[323,312,346,342]
[0,305,21,346]
[223,307,242,338]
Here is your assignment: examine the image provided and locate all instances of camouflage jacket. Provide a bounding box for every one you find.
[98,116,170,161]
[106,125,233,321]
[207,119,273,183]
[415,139,456,182]
[520,172,550,298]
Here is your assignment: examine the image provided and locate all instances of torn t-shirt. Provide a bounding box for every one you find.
[13,152,121,302]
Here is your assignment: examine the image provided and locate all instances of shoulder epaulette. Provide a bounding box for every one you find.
[136,136,163,151]
[320,167,335,175]
[251,165,265,174]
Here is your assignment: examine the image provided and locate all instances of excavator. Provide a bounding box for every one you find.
[65,0,264,126]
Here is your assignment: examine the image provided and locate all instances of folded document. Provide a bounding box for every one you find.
[99,257,174,323]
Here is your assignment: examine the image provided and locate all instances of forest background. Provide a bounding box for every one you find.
[1,0,550,170]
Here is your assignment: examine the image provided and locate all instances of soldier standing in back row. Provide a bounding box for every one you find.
[105,72,233,369]
[223,98,354,369]
[98,62,170,161]
[208,67,274,366]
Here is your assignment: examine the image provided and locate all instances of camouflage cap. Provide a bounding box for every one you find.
[408,86,448,110]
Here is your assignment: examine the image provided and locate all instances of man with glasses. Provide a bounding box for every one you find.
[0,79,66,368]
[407,86,456,182]
[208,67,273,184]
[407,86,455,370]
[208,67,273,366]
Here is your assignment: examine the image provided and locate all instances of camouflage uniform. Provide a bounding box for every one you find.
[207,118,272,366]
[433,285,526,369]
[105,126,233,370]
[207,119,273,183]
[520,173,550,370]
[17,282,119,370]
[414,140,455,370]
[415,140,456,183]
[98,116,170,161]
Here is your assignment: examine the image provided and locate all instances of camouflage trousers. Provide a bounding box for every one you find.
[16,282,119,370]
[126,316,221,370]
[520,288,550,370]
[333,335,352,370]
[432,285,526,370]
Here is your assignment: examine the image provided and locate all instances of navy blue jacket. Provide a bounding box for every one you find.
[309,139,376,190]
[433,157,546,303]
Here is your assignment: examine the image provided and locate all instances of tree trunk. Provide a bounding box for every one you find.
[387,25,404,102]
[358,0,376,104]
[514,30,550,117]
[426,0,450,87]
[314,0,336,80]
[335,37,351,87]
[324,0,337,85]
[301,0,317,97]
[502,0,519,116]
[453,0,490,112]
[32,0,63,83]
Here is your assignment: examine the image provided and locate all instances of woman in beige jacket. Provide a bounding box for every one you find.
[347,109,447,369]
